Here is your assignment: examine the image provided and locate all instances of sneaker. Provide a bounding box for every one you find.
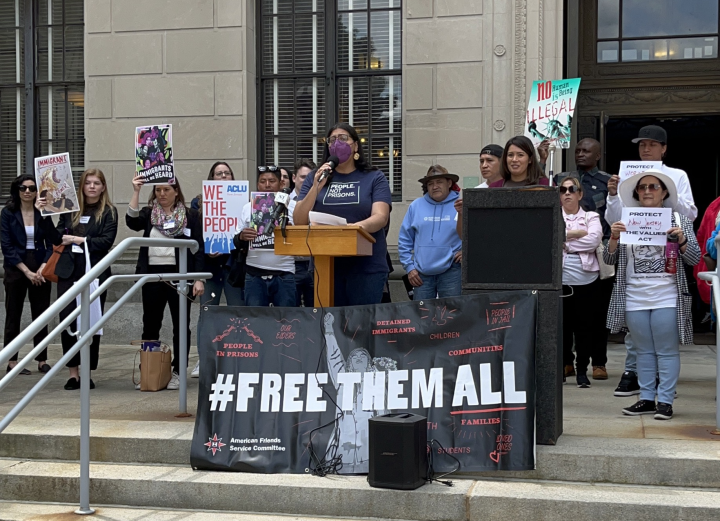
[654,402,673,420]
[614,371,640,397]
[592,366,608,380]
[622,399,656,416]
[135,382,141,390]
[167,372,180,390]
[191,361,200,378]
[564,364,576,377]
[576,373,591,388]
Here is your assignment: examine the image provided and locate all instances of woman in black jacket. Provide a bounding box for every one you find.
[126,175,205,390]
[1,175,53,374]
[41,168,118,390]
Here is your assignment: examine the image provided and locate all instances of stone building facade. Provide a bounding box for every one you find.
[79,0,565,251]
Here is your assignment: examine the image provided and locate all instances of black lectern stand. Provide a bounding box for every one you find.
[461,187,564,445]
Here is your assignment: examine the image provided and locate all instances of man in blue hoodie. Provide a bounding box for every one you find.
[398,165,462,301]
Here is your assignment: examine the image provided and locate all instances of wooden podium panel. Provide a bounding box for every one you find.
[273,225,375,307]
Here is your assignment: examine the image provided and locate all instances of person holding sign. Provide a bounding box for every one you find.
[238,167,297,307]
[488,136,550,188]
[2,175,54,375]
[126,176,205,390]
[605,171,700,420]
[559,177,606,388]
[40,169,118,390]
[294,123,392,306]
[605,125,698,397]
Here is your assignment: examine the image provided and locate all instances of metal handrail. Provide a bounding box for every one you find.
[697,238,720,436]
[0,237,213,514]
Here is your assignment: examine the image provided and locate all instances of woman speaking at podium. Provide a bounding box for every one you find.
[293,123,392,306]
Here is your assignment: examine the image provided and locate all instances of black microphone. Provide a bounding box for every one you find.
[265,187,293,236]
[317,155,339,184]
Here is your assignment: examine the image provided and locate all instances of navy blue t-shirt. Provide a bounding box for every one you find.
[298,168,392,275]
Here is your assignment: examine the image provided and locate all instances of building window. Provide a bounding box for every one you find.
[0,0,84,198]
[259,0,402,196]
[597,0,719,63]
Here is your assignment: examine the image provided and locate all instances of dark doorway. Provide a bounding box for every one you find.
[604,115,720,223]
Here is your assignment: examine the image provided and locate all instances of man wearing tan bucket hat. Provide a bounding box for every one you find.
[398,165,462,300]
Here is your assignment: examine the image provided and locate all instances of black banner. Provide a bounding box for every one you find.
[191,292,537,473]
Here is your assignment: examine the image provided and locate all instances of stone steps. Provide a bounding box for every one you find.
[1,460,720,521]
[2,418,720,489]
[0,501,397,521]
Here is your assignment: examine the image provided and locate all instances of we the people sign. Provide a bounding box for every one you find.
[621,207,671,246]
[202,181,249,254]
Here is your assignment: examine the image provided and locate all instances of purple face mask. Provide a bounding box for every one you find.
[329,140,353,164]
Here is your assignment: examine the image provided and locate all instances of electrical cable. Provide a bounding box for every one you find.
[425,439,460,487]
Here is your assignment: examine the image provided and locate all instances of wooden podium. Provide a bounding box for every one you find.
[273,225,375,307]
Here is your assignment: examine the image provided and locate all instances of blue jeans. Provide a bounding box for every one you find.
[244,272,297,307]
[295,260,314,307]
[625,307,680,404]
[412,263,462,301]
[624,332,637,373]
[201,268,245,306]
[334,272,387,307]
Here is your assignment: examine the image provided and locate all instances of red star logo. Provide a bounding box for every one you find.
[204,434,226,456]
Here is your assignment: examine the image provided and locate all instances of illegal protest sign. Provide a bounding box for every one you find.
[621,207,671,246]
[191,292,537,474]
[135,124,175,185]
[525,78,581,148]
[34,153,80,216]
[203,181,249,254]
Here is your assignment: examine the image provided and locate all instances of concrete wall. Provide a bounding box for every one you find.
[84,0,256,243]
[394,0,564,248]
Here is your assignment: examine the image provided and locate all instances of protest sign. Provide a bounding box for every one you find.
[621,207,672,246]
[135,124,175,185]
[203,181,249,254]
[191,292,537,474]
[525,78,581,148]
[34,153,79,216]
[249,192,277,250]
[618,161,663,183]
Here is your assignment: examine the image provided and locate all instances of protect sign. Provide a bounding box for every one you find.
[202,180,249,254]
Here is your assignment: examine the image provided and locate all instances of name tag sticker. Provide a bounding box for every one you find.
[163,221,176,230]
[79,216,90,224]
[71,244,83,254]
[183,228,191,237]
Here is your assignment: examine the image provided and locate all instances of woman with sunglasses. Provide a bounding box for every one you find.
[293,123,392,306]
[559,177,606,388]
[1,175,53,374]
[606,171,700,420]
[40,169,118,390]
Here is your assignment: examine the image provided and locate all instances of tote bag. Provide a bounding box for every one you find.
[75,246,104,336]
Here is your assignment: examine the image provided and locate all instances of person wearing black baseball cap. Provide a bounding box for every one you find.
[476,144,504,188]
[604,124,698,398]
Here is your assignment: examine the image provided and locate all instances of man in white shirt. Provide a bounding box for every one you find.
[238,166,297,307]
[290,158,317,306]
[604,125,697,397]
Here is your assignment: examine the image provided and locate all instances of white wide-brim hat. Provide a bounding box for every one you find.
[618,169,678,210]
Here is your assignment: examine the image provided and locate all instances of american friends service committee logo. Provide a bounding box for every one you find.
[204,434,226,456]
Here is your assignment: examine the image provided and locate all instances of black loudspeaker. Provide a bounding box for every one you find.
[368,413,427,490]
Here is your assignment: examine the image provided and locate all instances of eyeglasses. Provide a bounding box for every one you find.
[19,185,37,193]
[635,183,662,193]
[559,185,578,194]
[214,171,233,178]
[258,165,279,173]
[327,134,352,145]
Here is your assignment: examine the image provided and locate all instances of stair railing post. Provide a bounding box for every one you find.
[75,284,95,515]
[178,247,189,416]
